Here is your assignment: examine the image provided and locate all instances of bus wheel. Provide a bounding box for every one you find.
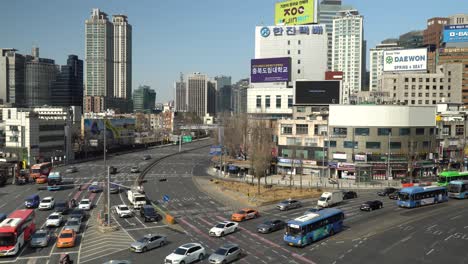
[330,229,335,236]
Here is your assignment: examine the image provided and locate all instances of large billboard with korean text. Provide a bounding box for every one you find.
[443,24,468,43]
[383,48,427,72]
[275,0,317,25]
[251,57,291,83]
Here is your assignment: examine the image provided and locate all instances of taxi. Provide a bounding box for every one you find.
[231,208,259,222]
[56,229,77,248]
[35,175,48,184]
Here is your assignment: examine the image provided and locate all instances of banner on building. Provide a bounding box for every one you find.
[383,48,427,72]
[275,0,317,25]
[251,57,291,83]
[443,24,468,43]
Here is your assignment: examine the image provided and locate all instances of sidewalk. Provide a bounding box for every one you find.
[208,168,402,190]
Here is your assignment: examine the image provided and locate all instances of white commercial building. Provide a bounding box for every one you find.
[369,42,401,92]
[2,107,81,164]
[332,10,364,94]
[248,24,327,117]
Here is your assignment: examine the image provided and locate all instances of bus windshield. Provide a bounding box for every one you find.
[135,197,146,202]
[286,226,302,236]
[0,233,16,246]
[448,184,461,193]
[48,179,60,186]
[398,192,411,201]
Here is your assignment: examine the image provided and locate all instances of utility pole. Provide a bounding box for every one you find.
[107,165,110,226]
[387,132,391,180]
[179,133,182,152]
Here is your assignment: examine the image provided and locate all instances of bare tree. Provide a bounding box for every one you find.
[248,119,274,195]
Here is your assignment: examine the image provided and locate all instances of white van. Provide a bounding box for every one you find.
[317,191,343,207]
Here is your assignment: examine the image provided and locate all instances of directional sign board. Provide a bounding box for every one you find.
[163,195,170,202]
[209,145,222,156]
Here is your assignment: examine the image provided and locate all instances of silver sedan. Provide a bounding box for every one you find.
[130,234,166,253]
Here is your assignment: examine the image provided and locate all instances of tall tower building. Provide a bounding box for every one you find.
[332,10,364,98]
[113,14,132,111]
[24,47,57,107]
[133,85,156,113]
[175,73,187,112]
[51,55,84,108]
[423,17,449,50]
[214,75,232,113]
[0,48,26,106]
[84,8,113,112]
[186,73,216,118]
[319,0,354,71]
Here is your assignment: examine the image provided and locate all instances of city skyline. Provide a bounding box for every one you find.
[0,0,462,103]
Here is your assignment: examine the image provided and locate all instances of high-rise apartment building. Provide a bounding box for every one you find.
[133,85,156,113]
[318,0,354,71]
[332,10,364,95]
[232,78,249,114]
[51,55,83,108]
[85,8,114,112]
[369,42,401,91]
[113,14,132,111]
[186,73,216,118]
[24,47,57,107]
[0,48,25,106]
[175,73,187,112]
[214,75,232,113]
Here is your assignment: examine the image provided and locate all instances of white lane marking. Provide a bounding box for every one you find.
[124,218,136,226]
[77,192,103,264]
[444,235,453,241]
[450,215,462,220]
[426,249,434,255]
[0,203,6,209]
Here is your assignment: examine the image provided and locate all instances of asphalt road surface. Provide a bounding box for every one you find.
[0,140,467,264]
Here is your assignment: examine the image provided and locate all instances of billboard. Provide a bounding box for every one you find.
[275,0,317,25]
[83,118,135,147]
[251,57,291,83]
[295,81,340,105]
[443,24,468,43]
[383,48,427,72]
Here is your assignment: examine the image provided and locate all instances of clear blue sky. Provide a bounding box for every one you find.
[0,0,463,103]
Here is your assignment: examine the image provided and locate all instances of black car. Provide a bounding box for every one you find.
[377,187,398,196]
[69,209,87,221]
[304,206,323,214]
[110,167,118,174]
[55,201,70,215]
[388,191,400,200]
[342,191,358,200]
[139,205,162,222]
[256,219,285,234]
[360,200,383,211]
[109,183,120,194]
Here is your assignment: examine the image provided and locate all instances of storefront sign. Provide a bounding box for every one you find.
[333,153,347,160]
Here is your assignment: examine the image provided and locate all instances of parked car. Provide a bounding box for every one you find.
[377,187,398,196]
[142,155,151,160]
[165,243,206,264]
[78,199,92,210]
[276,199,302,211]
[208,243,242,264]
[30,229,51,248]
[130,234,167,253]
[55,201,71,215]
[342,191,358,200]
[388,191,400,200]
[231,208,259,222]
[115,204,133,218]
[209,221,238,237]
[56,229,77,248]
[65,166,78,173]
[63,218,82,233]
[140,205,162,222]
[39,197,55,210]
[360,200,384,211]
[130,166,140,173]
[46,212,64,227]
[257,219,285,234]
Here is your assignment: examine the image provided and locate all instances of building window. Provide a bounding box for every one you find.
[404,93,409,97]
[296,124,308,135]
[448,93,451,97]
[298,69,301,74]
[448,85,451,90]
[426,85,429,90]
[448,71,451,76]
[265,95,270,108]
[7,110,11,119]
[411,85,416,90]
[433,78,436,82]
[448,78,451,82]
[325,140,337,148]
[423,141,430,148]
[288,95,293,108]
[393,79,397,83]
[411,100,415,104]
[9,136,18,142]
[419,78,423,82]
[9,125,18,132]
[432,93,437,97]
[415,128,425,135]
[440,78,444,82]
[404,85,409,90]
[433,100,437,104]
[411,93,415,97]
[281,125,293,135]
[412,78,416,82]
[288,40,290,45]
[366,142,381,149]
[355,128,370,136]
[419,85,422,90]
[440,86,444,90]
[276,95,281,108]
[298,50,301,54]
[433,85,437,90]
[286,137,298,145]
[442,125,450,136]
[399,128,410,136]
[425,100,429,104]
[418,100,422,104]
[390,142,401,149]
[418,93,422,97]
[426,78,430,82]
[298,59,301,64]
[344,141,358,148]
[297,106,305,112]
[425,93,429,97]
[405,78,409,82]
[440,93,444,97]
[333,127,347,136]
[287,50,290,55]
[378,128,392,136]
[298,40,301,45]
[456,125,464,136]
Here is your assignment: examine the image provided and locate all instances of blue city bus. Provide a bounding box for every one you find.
[47,172,62,191]
[448,180,468,199]
[284,208,344,247]
[397,186,448,208]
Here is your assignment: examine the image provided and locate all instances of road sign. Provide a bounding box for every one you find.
[163,195,170,202]
[182,135,192,143]
[209,145,222,156]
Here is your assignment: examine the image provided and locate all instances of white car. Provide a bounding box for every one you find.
[165,243,206,264]
[39,197,55,210]
[209,221,238,237]
[78,199,92,210]
[114,204,133,218]
[45,212,63,227]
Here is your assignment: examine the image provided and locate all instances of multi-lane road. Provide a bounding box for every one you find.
[0,139,467,263]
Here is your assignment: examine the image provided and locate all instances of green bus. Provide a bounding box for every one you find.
[437,171,468,186]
